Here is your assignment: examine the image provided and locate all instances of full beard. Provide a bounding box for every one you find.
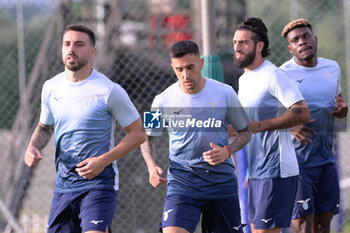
[234,52,255,69]
[234,45,256,69]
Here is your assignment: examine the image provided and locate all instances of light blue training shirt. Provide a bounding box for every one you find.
[238,60,303,179]
[40,69,140,193]
[280,57,341,168]
[147,77,250,199]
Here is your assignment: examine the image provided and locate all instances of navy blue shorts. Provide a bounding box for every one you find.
[248,176,298,229]
[292,163,340,219]
[160,195,244,233]
[47,189,118,233]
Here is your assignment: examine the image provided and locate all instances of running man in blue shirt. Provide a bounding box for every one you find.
[141,40,252,233]
[233,17,310,233]
[24,24,146,233]
[280,18,348,233]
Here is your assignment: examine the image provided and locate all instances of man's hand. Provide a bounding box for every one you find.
[331,96,348,118]
[203,143,230,165]
[148,165,167,188]
[24,147,43,167]
[290,120,316,145]
[76,156,107,180]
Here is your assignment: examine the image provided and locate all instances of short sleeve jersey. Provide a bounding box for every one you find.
[280,57,341,168]
[40,69,140,193]
[147,77,250,199]
[238,60,303,179]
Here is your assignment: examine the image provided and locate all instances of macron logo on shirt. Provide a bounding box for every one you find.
[261,218,272,224]
[90,220,104,225]
[53,97,62,101]
[232,225,241,231]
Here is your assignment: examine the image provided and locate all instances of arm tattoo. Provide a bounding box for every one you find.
[31,124,54,150]
[291,107,302,114]
[229,127,251,153]
[141,136,155,155]
[290,100,303,115]
[281,117,303,127]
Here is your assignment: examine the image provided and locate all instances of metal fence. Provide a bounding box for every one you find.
[0,0,349,232]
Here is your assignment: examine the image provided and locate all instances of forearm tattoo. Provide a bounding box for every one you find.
[229,127,251,153]
[291,107,302,114]
[32,124,54,150]
[279,100,307,128]
[291,100,303,115]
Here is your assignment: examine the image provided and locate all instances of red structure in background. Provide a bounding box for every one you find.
[149,14,193,48]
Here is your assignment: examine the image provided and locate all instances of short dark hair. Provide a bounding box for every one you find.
[169,40,200,59]
[63,24,96,46]
[237,17,270,57]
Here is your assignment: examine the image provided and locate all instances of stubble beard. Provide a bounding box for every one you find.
[298,46,317,62]
[63,57,88,71]
[299,53,315,62]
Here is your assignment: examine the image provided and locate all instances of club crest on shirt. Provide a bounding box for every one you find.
[86,95,98,107]
[207,101,219,108]
[207,101,219,113]
[324,72,332,78]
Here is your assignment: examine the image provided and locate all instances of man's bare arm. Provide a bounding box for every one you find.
[31,122,54,149]
[203,126,251,166]
[24,122,54,167]
[228,126,251,153]
[249,100,310,133]
[140,136,167,188]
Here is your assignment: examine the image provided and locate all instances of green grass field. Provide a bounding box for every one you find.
[342,222,350,233]
[332,213,350,233]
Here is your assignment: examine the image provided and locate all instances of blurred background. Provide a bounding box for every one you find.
[0,0,349,232]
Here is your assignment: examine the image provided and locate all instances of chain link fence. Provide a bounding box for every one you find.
[0,0,349,232]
